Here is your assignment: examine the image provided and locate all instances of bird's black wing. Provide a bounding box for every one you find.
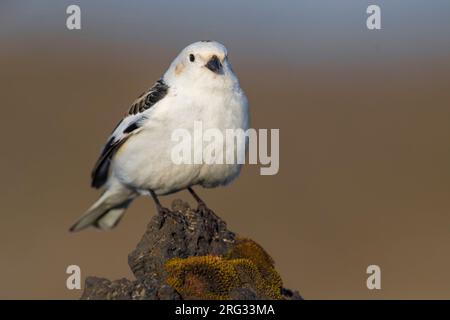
[127,79,169,115]
[91,79,169,188]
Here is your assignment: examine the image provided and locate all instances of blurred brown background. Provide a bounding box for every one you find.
[1,0,450,299]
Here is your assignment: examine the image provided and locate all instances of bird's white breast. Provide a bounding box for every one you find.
[112,84,249,195]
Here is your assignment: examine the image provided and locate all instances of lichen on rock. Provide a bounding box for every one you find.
[166,255,240,299]
[165,237,284,300]
[80,200,302,300]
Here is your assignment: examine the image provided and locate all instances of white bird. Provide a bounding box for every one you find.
[70,41,249,232]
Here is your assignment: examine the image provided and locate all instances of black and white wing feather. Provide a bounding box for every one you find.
[91,79,169,188]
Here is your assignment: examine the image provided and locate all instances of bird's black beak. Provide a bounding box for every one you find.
[205,55,223,74]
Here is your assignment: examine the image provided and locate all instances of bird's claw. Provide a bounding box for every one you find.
[157,206,171,215]
[197,203,220,220]
[197,202,209,214]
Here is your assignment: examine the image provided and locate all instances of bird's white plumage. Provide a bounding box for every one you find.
[70,41,249,231]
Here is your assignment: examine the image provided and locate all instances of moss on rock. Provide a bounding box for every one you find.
[165,238,283,299]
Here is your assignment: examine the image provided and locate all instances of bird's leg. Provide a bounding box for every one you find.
[150,190,170,215]
[188,187,210,213]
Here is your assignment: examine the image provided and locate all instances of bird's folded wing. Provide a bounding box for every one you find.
[90,117,142,188]
[90,79,169,189]
[127,79,169,115]
[91,137,130,188]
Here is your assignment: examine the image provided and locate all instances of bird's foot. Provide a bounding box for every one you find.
[156,205,171,216]
[197,202,209,214]
[196,202,221,221]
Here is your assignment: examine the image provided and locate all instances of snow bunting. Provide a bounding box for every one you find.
[70,41,249,232]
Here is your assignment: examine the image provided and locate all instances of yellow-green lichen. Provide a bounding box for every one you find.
[165,255,241,299]
[164,238,283,300]
[226,238,282,295]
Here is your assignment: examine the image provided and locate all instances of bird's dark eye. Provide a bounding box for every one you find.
[189,54,195,62]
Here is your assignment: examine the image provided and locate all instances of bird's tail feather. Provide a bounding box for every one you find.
[70,187,134,232]
[95,199,132,230]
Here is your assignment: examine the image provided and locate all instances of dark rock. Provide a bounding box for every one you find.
[80,200,302,300]
[81,277,147,300]
[229,287,260,300]
[281,287,303,300]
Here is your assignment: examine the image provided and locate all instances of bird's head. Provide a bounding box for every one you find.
[164,41,238,90]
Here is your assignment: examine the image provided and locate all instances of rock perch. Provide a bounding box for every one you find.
[81,200,302,300]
